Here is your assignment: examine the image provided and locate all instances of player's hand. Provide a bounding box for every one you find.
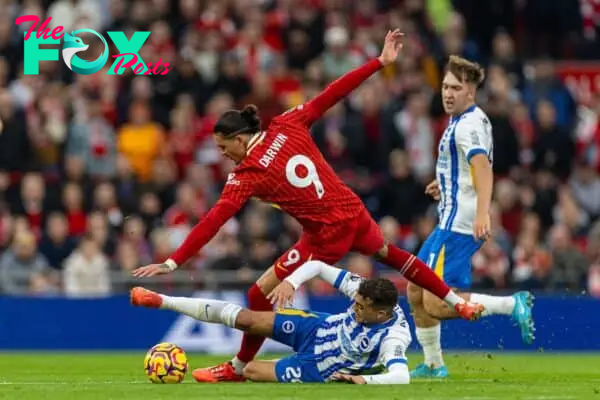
[473,212,491,241]
[266,280,296,308]
[425,179,441,201]
[377,29,404,66]
[331,372,367,384]
[132,263,172,278]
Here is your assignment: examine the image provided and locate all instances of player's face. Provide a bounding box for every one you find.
[213,133,247,164]
[441,72,475,116]
[353,294,389,325]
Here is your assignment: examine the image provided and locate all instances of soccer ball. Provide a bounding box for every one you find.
[144,342,188,383]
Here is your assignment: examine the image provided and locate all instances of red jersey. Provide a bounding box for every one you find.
[170,58,384,265]
[220,107,364,230]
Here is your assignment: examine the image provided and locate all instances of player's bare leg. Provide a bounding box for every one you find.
[408,282,453,378]
[373,244,484,320]
[227,267,281,375]
[192,310,277,383]
[422,288,472,320]
[242,361,278,382]
[130,286,279,382]
[197,266,283,380]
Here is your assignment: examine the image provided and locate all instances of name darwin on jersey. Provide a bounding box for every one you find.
[259,133,288,168]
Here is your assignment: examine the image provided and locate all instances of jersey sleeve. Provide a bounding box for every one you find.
[219,170,258,207]
[284,261,364,300]
[275,103,314,128]
[276,59,384,128]
[455,119,491,164]
[376,333,410,371]
[168,170,257,266]
[333,269,365,299]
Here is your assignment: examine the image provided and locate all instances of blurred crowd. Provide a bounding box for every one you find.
[1,0,600,298]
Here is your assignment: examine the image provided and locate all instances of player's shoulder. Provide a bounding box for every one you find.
[274,104,308,121]
[229,158,267,180]
[456,106,491,131]
[379,322,411,351]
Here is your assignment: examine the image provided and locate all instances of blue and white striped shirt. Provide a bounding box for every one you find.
[436,104,493,234]
[312,270,412,380]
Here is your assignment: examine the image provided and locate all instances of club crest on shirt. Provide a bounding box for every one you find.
[225,173,240,186]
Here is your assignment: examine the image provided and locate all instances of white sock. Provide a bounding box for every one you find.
[160,295,242,328]
[443,291,465,307]
[230,356,247,375]
[470,294,515,317]
[416,325,444,368]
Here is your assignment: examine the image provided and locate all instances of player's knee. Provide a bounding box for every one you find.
[406,282,424,307]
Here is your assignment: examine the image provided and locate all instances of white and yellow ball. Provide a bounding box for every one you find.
[143,342,188,383]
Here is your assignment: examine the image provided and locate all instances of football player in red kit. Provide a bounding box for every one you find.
[132,30,484,382]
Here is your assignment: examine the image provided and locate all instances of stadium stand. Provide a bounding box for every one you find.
[0,0,600,298]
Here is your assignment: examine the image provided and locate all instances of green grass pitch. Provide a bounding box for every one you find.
[0,352,599,399]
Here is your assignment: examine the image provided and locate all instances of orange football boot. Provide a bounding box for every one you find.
[130,287,163,308]
[192,362,246,383]
[455,302,485,321]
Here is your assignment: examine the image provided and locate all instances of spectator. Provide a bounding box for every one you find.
[117,102,167,183]
[322,26,364,81]
[65,95,117,180]
[512,231,552,290]
[547,224,589,291]
[472,239,511,289]
[38,212,77,270]
[0,230,55,294]
[532,100,575,180]
[63,234,111,298]
[62,182,87,236]
[378,150,430,225]
[522,59,577,130]
[569,159,600,220]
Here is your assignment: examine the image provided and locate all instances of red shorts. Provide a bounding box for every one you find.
[273,207,385,280]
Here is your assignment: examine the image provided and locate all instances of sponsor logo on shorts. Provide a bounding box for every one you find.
[282,320,295,334]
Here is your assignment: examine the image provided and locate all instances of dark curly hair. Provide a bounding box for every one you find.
[357,278,399,312]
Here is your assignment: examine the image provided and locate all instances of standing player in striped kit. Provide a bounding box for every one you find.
[408,56,536,379]
[131,258,413,384]
[132,31,484,382]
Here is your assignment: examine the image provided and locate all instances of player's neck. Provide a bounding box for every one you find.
[450,102,477,121]
[245,131,265,156]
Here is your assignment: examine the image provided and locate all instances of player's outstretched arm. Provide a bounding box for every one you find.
[333,336,411,385]
[267,260,359,307]
[131,200,242,278]
[133,170,257,278]
[332,363,410,385]
[302,29,403,125]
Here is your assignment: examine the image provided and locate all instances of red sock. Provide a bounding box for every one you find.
[235,283,272,363]
[381,245,451,300]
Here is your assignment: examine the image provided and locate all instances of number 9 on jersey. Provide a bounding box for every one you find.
[286,155,325,199]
